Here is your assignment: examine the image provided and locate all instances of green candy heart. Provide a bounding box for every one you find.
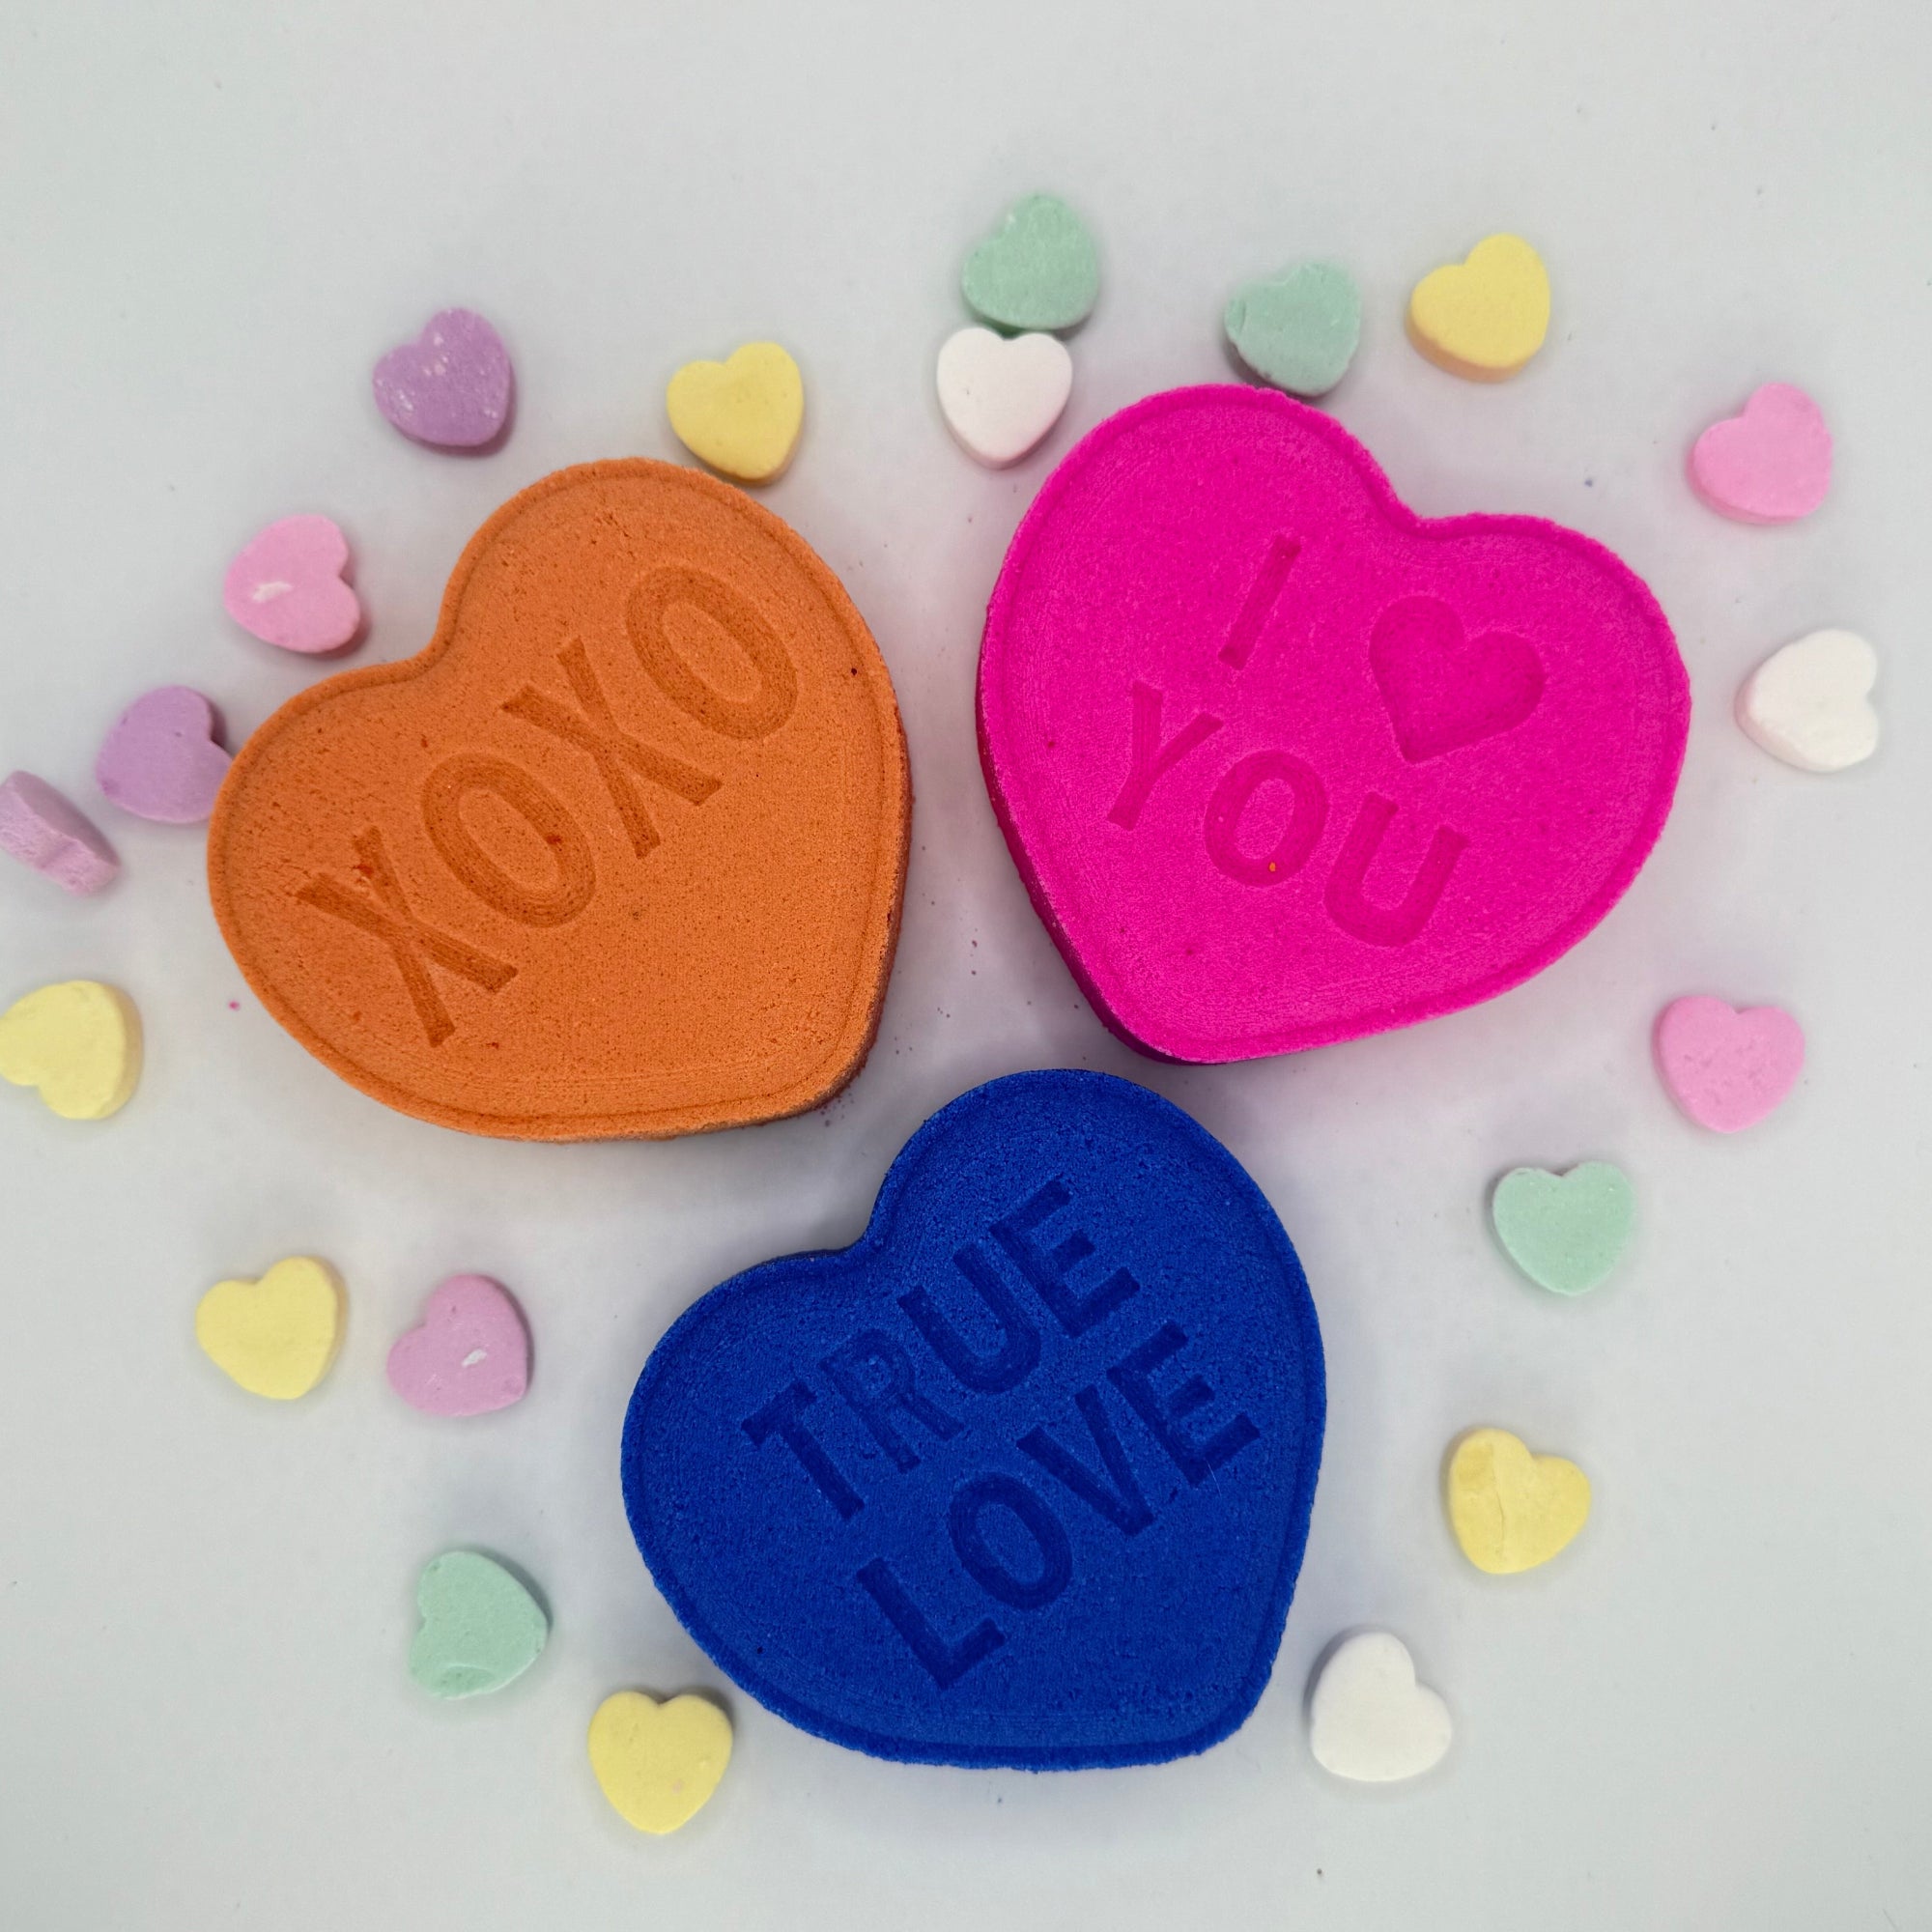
[1224,262,1362,399]
[961,195,1099,333]
[1491,1162,1634,1297]
[409,1550,548,1699]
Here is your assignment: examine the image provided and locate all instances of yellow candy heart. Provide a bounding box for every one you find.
[1407,234,1550,381]
[588,1690,732,1834]
[195,1256,345,1401]
[1445,1426,1589,1575]
[0,980,140,1120]
[666,342,804,484]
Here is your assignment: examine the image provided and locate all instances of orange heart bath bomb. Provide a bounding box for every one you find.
[209,460,909,1140]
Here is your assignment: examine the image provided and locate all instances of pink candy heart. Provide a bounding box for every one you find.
[222,514,361,654]
[95,687,231,824]
[371,308,513,450]
[978,386,1690,1061]
[386,1274,530,1418]
[1655,996,1804,1132]
[1689,383,1832,525]
[0,771,119,895]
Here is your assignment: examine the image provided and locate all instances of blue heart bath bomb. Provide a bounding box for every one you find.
[621,1069,1325,1769]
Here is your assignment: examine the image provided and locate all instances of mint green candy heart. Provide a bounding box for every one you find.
[1491,1162,1634,1296]
[961,195,1099,333]
[1224,263,1362,398]
[409,1550,548,1699]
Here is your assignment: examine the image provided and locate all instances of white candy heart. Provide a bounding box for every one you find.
[1736,628,1879,773]
[1308,1631,1452,1783]
[936,327,1072,469]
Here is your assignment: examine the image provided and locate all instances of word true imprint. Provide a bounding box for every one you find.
[296,565,796,1043]
[741,1178,1261,1690]
[1107,534,1545,948]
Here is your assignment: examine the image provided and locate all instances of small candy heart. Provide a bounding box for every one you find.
[587,1691,732,1834]
[960,194,1099,333]
[1406,234,1550,381]
[1655,995,1804,1133]
[1491,1161,1634,1297]
[666,343,804,484]
[1689,383,1831,524]
[195,1256,344,1401]
[935,327,1072,468]
[387,1273,529,1418]
[1737,628,1878,773]
[0,772,119,895]
[1224,262,1362,399]
[94,687,232,824]
[409,1550,548,1698]
[222,514,361,654]
[0,981,141,1120]
[372,307,514,450]
[1445,1427,1589,1576]
[1308,1632,1452,1783]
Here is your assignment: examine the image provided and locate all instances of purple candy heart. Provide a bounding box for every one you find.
[95,687,232,824]
[371,308,514,449]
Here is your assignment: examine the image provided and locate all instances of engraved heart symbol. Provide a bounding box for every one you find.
[978,386,1689,1062]
[209,460,909,1140]
[1369,595,1545,763]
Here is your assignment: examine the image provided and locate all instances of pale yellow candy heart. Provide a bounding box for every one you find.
[0,980,141,1120]
[195,1257,345,1401]
[666,343,804,483]
[1445,1426,1589,1574]
[588,1690,731,1834]
[1407,234,1550,381]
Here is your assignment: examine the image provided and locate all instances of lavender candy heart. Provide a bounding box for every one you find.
[371,309,514,449]
[95,687,232,824]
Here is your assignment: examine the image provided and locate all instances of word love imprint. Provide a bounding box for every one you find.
[980,386,1690,1063]
[209,461,909,1140]
[622,1072,1325,1770]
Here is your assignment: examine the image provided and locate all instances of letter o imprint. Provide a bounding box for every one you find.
[1204,750,1329,887]
[625,564,799,741]
[421,753,596,927]
[947,1472,1073,1612]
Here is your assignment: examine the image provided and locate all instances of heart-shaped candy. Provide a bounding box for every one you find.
[622,1069,1324,1769]
[195,1256,344,1401]
[223,515,361,654]
[95,687,232,824]
[1655,995,1804,1132]
[978,387,1689,1062]
[387,1273,529,1417]
[1224,262,1362,399]
[960,194,1099,333]
[208,460,908,1141]
[409,1550,548,1698]
[1406,234,1549,381]
[0,980,141,1120]
[936,327,1072,468]
[666,343,804,484]
[588,1691,733,1834]
[1738,628,1878,773]
[1491,1161,1634,1297]
[1308,1631,1452,1782]
[0,772,119,895]
[1445,1427,1589,1575]
[1689,383,1831,524]
[372,308,513,450]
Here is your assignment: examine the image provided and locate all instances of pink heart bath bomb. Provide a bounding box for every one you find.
[386,1274,529,1418]
[978,386,1690,1062]
[1689,383,1831,524]
[1654,996,1804,1132]
[95,687,231,824]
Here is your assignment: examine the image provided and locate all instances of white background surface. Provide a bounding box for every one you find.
[2,4,1928,1926]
